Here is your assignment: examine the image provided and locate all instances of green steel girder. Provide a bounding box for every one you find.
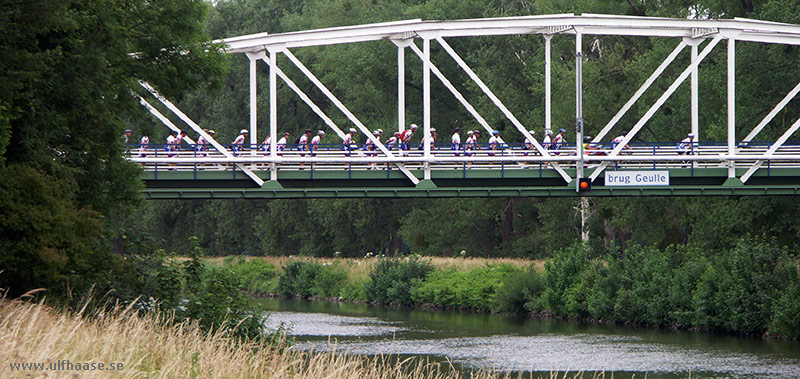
[140,167,800,199]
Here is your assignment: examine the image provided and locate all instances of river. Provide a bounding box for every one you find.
[256,297,800,378]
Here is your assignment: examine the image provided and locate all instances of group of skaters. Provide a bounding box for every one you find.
[129,127,698,164]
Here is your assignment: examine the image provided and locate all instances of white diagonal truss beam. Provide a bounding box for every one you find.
[259,56,367,156]
[138,97,195,145]
[588,35,724,181]
[139,81,265,187]
[436,37,571,183]
[740,116,800,183]
[407,43,493,134]
[281,48,420,185]
[742,79,800,144]
[592,41,687,143]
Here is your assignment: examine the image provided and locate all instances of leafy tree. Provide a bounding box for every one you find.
[0,0,228,296]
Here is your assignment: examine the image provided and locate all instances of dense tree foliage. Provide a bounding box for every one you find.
[0,0,227,297]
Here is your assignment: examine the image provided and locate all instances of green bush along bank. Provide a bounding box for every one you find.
[262,237,800,339]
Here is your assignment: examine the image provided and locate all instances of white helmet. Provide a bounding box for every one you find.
[546,130,553,135]
[528,130,536,135]
[349,128,357,133]
[410,124,418,130]
[240,129,248,134]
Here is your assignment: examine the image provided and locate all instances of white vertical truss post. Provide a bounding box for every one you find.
[281,48,420,185]
[422,37,432,180]
[690,42,700,142]
[268,47,279,181]
[544,34,552,133]
[592,41,687,143]
[588,35,724,181]
[436,36,571,183]
[576,30,584,189]
[727,34,737,177]
[246,51,265,155]
[396,42,407,133]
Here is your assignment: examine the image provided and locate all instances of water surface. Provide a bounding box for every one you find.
[257,297,800,378]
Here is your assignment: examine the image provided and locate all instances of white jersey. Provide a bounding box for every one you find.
[277,136,287,148]
[488,135,500,149]
[166,135,177,150]
[311,135,321,146]
[677,137,694,153]
[232,134,245,145]
[465,135,476,148]
[138,136,149,157]
[386,136,398,148]
[543,135,552,146]
[342,134,352,145]
[424,135,436,147]
[298,134,309,146]
[451,133,461,145]
[552,134,564,150]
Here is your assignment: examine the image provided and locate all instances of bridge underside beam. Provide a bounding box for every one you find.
[140,167,800,198]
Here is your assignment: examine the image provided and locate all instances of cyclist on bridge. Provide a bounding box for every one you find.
[400,124,417,155]
[232,129,248,157]
[310,130,324,157]
[451,128,462,156]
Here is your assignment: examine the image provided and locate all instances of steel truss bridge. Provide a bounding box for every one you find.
[132,14,800,199]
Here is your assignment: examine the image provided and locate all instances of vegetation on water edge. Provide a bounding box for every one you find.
[234,237,800,339]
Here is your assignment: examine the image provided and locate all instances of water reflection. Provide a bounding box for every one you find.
[258,298,800,378]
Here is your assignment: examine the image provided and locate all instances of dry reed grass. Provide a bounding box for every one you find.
[0,293,484,378]
[0,293,610,379]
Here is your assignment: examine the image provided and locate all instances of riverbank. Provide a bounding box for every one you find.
[0,295,519,379]
[212,239,800,339]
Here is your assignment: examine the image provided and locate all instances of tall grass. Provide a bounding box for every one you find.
[0,294,463,378]
[0,294,612,378]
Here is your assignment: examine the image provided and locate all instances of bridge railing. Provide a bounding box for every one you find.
[127,140,800,177]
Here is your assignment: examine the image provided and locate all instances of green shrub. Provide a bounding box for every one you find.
[339,279,369,301]
[277,261,323,298]
[494,267,545,314]
[223,257,279,294]
[179,245,266,341]
[311,264,348,298]
[411,264,517,310]
[276,261,349,298]
[693,237,795,335]
[540,244,593,316]
[366,257,433,306]
[769,270,800,338]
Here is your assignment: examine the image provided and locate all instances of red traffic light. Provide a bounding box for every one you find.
[578,178,591,191]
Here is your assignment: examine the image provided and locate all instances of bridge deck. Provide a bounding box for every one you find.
[131,142,800,198]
